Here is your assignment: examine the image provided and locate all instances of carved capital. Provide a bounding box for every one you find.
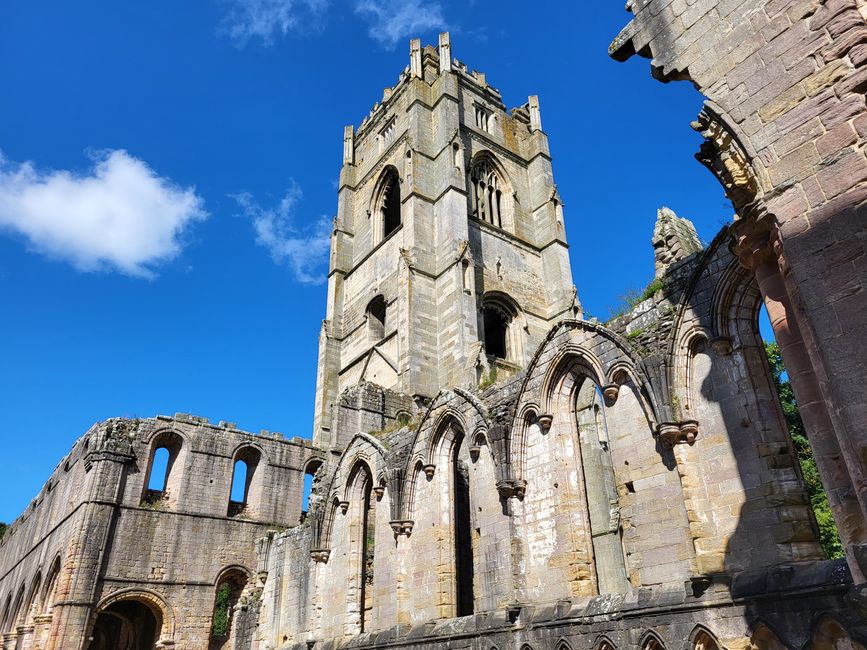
[389,520,414,537]
[731,217,776,271]
[338,500,349,515]
[422,464,436,480]
[657,420,700,447]
[537,414,553,432]
[372,485,385,501]
[469,445,481,462]
[496,480,515,500]
[680,420,699,444]
[496,479,526,500]
[310,549,331,563]
[603,384,620,404]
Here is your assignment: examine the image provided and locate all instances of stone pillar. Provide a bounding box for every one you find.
[409,39,422,79]
[528,95,542,132]
[735,222,866,583]
[438,32,451,73]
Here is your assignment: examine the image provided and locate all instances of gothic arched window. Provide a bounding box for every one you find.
[480,293,521,362]
[366,295,386,342]
[469,159,505,229]
[374,168,401,244]
[483,304,509,359]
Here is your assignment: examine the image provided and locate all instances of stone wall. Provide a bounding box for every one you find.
[0,415,320,650]
[256,207,865,649]
[610,0,867,585]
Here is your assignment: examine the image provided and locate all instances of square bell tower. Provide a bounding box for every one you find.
[313,33,579,448]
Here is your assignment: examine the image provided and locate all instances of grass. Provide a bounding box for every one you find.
[479,365,499,390]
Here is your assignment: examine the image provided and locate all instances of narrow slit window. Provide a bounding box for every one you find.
[147,447,170,492]
[230,460,249,506]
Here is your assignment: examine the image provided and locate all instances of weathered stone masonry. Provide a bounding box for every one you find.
[2,10,867,649]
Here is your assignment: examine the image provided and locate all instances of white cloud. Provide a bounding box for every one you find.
[220,0,329,46]
[0,149,207,278]
[354,0,447,48]
[232,181,331,285]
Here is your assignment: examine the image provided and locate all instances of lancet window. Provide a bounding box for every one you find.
[470,159,504,229]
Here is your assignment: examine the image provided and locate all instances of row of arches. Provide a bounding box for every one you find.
[311,346,655,633]
[513,626,720,650]
[309,275,836,636]
[143,432,264,518]
[0,555,61,643]
[494,615,864,650]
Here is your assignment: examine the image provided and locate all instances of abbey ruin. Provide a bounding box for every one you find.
[1,1,867,648]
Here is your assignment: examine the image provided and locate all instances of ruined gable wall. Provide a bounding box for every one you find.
[611,0,867,581]
[0,415,323,650]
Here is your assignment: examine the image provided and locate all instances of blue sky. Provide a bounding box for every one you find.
[0,0,740,522]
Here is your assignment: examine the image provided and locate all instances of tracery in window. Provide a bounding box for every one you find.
[470,159,504,229]
[474,105,490,132]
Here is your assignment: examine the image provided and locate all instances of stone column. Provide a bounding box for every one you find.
[735,222,866,583]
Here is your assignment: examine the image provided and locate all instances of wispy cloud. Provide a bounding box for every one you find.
[232,181,331,284]
[0,149,207,278]
[354,0,447,48]
[220,0,329,47]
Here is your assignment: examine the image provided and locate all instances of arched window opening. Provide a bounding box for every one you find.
[142,432,184,507]
[340,462,376,634]
[209,570,247,650]
[5,584,25,633]
[642,634,665,650]
[810,616,863,650]
[381,170,401,240]
[88,599,160,650]
[470,159,504,228]
[483,305,508,360]
[301,460,322,521]
[692,629,721,650]
[366,295,387,342]
[758,302,843,559]
[23,573,41,627]
[452,432,474,616]
[227,447,262,518]
[147,447,170,493]
[229,460,248,513]
[576,380,629,595]
[42,557,61,615]
[750,623,786,650]
[0,595,11,634]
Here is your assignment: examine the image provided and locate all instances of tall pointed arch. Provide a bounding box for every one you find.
[468,153,513,231]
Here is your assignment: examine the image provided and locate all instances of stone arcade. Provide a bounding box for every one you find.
[2,11,867,650]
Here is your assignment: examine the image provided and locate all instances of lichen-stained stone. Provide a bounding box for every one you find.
[3,19,867,650]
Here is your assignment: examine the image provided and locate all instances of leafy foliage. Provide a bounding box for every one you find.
[765,342,843,559]
[212,582,232,638]
[0,522,6,539]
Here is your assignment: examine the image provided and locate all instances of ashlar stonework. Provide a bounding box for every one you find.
[1,19,866,650]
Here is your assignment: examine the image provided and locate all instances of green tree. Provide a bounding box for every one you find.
[765,342,843,559]
[0,522,6,539]
[211,582,232,638]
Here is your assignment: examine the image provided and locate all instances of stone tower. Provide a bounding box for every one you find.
[313,34,578,448]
